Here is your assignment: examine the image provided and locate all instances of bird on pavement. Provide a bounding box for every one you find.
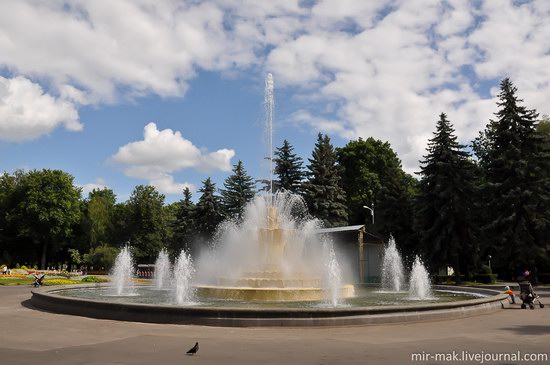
[186,342,199,355]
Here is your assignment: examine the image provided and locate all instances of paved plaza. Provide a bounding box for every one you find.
[1,286,549,364]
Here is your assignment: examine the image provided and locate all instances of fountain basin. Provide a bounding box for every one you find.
[31,285,507,327]
[195,284,355,301]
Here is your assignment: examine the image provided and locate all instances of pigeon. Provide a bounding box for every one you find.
[186,342,199,355]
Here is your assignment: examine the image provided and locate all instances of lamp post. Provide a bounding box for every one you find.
[363,203,374,224]
[488,255,492,271]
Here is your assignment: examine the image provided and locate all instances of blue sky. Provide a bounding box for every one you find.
[1,0,549,202]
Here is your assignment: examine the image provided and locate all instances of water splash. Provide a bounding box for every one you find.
[381,236,405,292]
[153,248,171,290]
[323,241,343,307]
[408,256,434,300]
[265,73,274,195]
[111,246,135,296]
[174,250,195,305]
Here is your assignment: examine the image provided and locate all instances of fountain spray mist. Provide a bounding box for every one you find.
[111,246,135,296]
[381,236,405,292]
[174,250,195,305]
[153,248,171,290]
[408,255,434,300]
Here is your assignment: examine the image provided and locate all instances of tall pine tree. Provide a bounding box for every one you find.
[303,133,348,228]
[221,160,255,222]
[194,177,224,242]
[273,140,305,194]
[415,113,478,283]
[477,78,550,277]
[171,187,195,254]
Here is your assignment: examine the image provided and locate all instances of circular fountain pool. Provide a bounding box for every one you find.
[31,284,507,327]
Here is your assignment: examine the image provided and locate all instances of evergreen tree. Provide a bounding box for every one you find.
[476,79,550,276]
[171,187,196,253]
[303,133,348,227]
[273,140,305,194]
[415,113,478,283]
[376,172,419,259]
[194,178,224,241]
[221,161,255,222]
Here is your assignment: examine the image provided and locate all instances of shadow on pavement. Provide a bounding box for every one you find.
[500,325,550,335]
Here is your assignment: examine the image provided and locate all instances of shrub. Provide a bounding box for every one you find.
[81,276,109,283]
[472,274,497,284]
[480,264,492,275]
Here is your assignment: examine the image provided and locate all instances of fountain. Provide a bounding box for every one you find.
[193,193,354,302]
[153,248,171,290]
[380,236,405,292]
[110,246,135,296]
[408,255,434,300]
[30,73,507,326]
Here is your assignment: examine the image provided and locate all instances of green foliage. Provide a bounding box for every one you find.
[82,188,116,249]
[273,140,305,194]
[170,187,196,255]
[338,137,417,255]
[221,161,255,222]
[127,185,167,263]
[67,248,82,265]
[83,245,119,270]
[338,138,401,222]
[81,275,109,283]
[194,178,224,241]
[303,133,348,228]
[472,274,497,284]
[415,113,478,283]
[476,78,550,273]
[10,169,82,269]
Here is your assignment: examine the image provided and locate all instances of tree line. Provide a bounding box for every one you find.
[1,79,549,282]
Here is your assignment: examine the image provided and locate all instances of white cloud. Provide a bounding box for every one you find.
[111,122,234,194]
[79,178,109,196]
[1,0,549,173]
[0,76,82,141]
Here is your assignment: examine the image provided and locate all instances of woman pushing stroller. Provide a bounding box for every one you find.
[517,271,544,309]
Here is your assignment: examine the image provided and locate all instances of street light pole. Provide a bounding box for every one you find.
[363,203,374,224]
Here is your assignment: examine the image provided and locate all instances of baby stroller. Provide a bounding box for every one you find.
[33,273,45,287]
[518,278,544,309]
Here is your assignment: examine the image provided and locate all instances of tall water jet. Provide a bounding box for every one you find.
[191,74,353,303]
[323,241,343,307]
[153,248,171,290]
[111,246,135,296]
[174,250,195,305]
[408,256,433,300]
[381,236,405,292]
[265,73,274,195]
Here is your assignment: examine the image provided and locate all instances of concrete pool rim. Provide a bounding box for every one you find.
[30,284,508,327]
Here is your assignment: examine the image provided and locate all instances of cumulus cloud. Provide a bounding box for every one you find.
[79,178,109,196]
[265,0,550,171]
[111,122,234,194]
[0,76,82,141]
[1,0,549,172]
